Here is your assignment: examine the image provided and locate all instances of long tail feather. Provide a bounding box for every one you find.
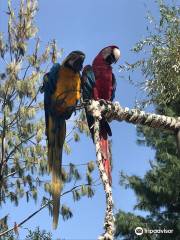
[100,123,112,186]
[48,115,66,229]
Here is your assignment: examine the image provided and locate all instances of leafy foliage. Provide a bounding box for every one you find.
[0,0,96,236]
[120,0,180,107]
[0,0,57,209]
[25,228,52,240]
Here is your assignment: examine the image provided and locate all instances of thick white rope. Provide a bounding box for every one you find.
[90,103,114,240]
[86,100,180,240]
[88,100,180,131]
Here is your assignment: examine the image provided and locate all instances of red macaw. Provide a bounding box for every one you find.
[41,51,85,229]
[82,46,120,185]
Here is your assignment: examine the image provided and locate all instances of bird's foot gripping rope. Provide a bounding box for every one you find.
[87,100,115,239]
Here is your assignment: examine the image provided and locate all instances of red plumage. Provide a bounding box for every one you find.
[92,47,113,100]
[92,46,119,185]
[99,128,112,185]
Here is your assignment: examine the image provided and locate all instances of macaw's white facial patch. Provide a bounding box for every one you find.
[102,47,112,60]
[113,48,120,62]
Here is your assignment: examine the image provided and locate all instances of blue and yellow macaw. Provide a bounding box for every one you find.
[41,51,85,229]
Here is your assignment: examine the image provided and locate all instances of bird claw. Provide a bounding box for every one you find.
[99,99,112,105]
[99,99,106,105]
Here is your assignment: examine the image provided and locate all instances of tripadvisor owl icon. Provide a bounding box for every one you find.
[135,227,144,236]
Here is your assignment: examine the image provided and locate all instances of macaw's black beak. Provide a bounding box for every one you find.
[72,54,85,72]
[105,53,116,65]
[105,48,120,65]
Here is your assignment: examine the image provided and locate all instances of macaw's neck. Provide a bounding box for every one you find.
[92,53,112,70]
[92,52,113,79]
[61,65,80,77]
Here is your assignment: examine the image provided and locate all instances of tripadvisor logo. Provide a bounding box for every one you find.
[135,227,174,236]
[135,227,143,236]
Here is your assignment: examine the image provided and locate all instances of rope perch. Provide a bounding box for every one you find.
[92,108,114,240]
[87,100,180,131]
[86,100,180,240]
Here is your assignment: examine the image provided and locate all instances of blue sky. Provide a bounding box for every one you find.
[0,0,164,239]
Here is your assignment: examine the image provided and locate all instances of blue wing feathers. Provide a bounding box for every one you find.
[81,65,96,139]
[43,63,60,95]
[82,65,95,100]
[42,63,60,137]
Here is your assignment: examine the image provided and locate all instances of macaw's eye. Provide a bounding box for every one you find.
[72,54,85,62]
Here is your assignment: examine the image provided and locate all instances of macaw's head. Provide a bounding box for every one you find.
[101,46,120,65]
[63,51,85,73]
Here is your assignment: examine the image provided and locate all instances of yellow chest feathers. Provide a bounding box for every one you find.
[52,66,81,113]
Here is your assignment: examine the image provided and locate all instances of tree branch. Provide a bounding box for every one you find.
[0,183,94,237]
[5,134,36,163]
[4,166,27,179]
